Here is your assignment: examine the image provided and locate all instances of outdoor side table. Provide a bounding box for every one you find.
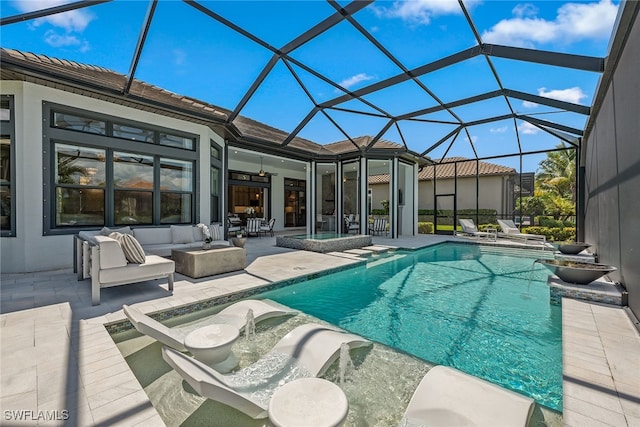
[486,228,498,241]
[268,378,349,427]
[183,324,239,373]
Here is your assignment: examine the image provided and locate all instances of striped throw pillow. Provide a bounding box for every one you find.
[209,223,222,241]
[109,232,146,264]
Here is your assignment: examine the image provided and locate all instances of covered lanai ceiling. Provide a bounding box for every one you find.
[0,0,617,165]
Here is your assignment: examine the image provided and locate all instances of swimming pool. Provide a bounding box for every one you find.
[259,242,562,411]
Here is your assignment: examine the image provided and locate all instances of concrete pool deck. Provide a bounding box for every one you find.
[1,233,638,426]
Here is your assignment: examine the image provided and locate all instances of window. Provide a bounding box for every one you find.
[113,123,154,142]
[113,152,153,225]
[160,158,193,224]
[53,111,106,134]
[43,103,198,234]
[1,95,15,237]
[54,144,106,226]
[210,140,222,223]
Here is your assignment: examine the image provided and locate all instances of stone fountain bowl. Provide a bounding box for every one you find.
[557,242,592,255]
[536,259,616,285]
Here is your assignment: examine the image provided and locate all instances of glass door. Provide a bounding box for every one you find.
[284,178,306,227]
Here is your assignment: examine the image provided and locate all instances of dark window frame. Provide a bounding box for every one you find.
[43,101,199,235]
[1,95,16,237]
[210,139,222,223]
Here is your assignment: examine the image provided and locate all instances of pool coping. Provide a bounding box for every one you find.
[2,238,638,426]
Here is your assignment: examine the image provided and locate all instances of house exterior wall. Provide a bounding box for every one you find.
[415,175,512,213]
[584,4,640,318]
[0,81,224,273]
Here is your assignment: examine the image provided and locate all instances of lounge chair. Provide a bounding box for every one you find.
[401,365,534,427]
[456,218,496,240]
[122,299,298,352]
[497,219,546,245]
[162,323,372,419]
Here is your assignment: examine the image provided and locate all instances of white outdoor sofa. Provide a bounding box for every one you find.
[74,224,228,281]
[89,235,175,305]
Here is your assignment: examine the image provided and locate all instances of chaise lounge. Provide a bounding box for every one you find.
[497,219,547,246]
[401,365,534,427]
[456,218,496,240]
[162,323,372,419]
[123,299,298,352]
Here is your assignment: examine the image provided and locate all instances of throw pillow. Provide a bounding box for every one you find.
[100,226,133,236]
[209,223,222,241]
[109,232,146,264]
[171,225,195,244]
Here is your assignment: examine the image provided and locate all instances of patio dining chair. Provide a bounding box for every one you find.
[245,218,262,237]
[260,218,276,237]
[368,218,388,236]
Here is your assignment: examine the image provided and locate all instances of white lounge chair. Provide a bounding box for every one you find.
[497,219,546,245]
[401,365,534,427]
[162,323,372,419]
[457,218,495,240]
[123,299,298,352]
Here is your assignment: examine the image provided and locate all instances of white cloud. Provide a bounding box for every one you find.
[522,86,587,109]
[372,0,480,25]
[44,30,80,47]
[482,0,618,47]
[538,86,587,104]
[490,126,509,133]
[465,135,479,143]
[338,73,375,90]
[172,49,187,66]
[13,0,95,32]
[518,121,539,134]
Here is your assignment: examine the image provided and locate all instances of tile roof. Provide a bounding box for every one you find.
[0,48,410,159]
[369,157,515,184]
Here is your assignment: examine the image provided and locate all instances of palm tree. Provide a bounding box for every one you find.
[57,155,87,184]
[536,144,576,202]
[535,143,577,219]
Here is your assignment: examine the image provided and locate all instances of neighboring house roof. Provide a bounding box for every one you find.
[0,48,414,160]
[369,157,516,184]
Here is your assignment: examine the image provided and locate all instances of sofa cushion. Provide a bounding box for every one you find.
[133,227,172,246]
[100,255,175,284]
[209,223,222,241]
[171,225,195,244]
[100,226,133,236]
[109,232,146,264]
[94,236,128,269]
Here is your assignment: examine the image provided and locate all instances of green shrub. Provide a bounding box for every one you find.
[478,223,499,232]
[371,209,387,215]
[418,222,434,234]
[523,226,576,242]
[538,217,564,228]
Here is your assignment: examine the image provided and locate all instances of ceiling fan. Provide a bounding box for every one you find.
[258,156,278,177]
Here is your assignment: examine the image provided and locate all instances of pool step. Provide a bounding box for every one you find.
[343,248,375,257]
[362,245,394,255]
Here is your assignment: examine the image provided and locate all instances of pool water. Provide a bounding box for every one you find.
[259,243,562,411]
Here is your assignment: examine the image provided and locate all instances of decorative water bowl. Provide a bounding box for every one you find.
[557,242,591,255]
[536,259,616,285]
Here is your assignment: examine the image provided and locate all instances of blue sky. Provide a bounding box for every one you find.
[1,0,620,172]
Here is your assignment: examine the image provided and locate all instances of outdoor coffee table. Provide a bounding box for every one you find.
[183,324,239,373]
[268,378,348,427]
[171,246,246,278]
